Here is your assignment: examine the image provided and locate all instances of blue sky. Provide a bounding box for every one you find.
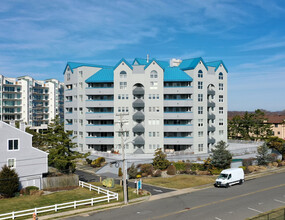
[0,0,285,111]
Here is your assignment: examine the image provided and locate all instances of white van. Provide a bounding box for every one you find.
[214,168,244,188]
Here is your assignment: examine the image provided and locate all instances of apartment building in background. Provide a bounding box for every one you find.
[64,57,228,154]
[0,75,64,128]
[265,115,285,140]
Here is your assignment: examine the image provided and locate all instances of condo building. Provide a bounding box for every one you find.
[64,57,228,154]
[0,75,64,127]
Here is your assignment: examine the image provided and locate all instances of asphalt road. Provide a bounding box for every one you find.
[75,169,174,196]
[69,171,285,220]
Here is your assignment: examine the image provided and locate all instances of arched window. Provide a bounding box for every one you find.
[198,70,203,78]
[120,71,127,78]
[150,70,158,78]
[219,72,223,80]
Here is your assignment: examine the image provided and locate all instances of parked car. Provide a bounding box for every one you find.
[214,168,244,188]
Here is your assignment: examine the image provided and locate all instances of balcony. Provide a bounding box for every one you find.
[133,136,145,146]
[164,137,193,145]
[85,125,114,132]
[208,125,216,132]
[164,124,193,132]
[132,123,145,133]
[132,99,145,108]
[208,113,216,120]
[207,101,216,108]
[85,137,114,145]
[85,100,114,108]
[164,112,193,120]
[208,137,216,144]
[133,87,145,96]
[133,111,145,121]
[164,86,193,94]
[208,89,215,96]
[85,87,114,95]
[164,99,193,107]
[85,112,114,120]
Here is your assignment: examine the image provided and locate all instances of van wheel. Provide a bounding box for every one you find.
[225,183,229,188]
[239,179,243,185]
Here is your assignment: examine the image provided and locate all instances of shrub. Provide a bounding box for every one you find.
[152,169,162,177]
[153,149,170,170]
[272,162,278,167]
[127,163,138,179]
[247,166,256,173]
[209,167,223,175]
[0,165,19,197]
[174,161,186,171]
[86,158,92,165]
[118,167,123,177]
[166,164,176,175]
[257,143,272,165]
[239,166,247,172]
[139,164,154,176]
[242,158,254,167]
[141,173,148,177]
[191,163,204,171]
[210,141,232,169]
[281,161,285,166]
[91,157,106,168]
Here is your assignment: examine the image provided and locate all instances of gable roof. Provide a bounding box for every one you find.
[179,57,208,71]
[63,62,111,74]
[85,68,114,83]
[132,58,148,65]
[164,67,193,82]
[144,58,167,70]
[114,58,133,70]
[206,60,228,73]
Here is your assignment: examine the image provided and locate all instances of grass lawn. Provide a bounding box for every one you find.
[0,183,147,215]
[142,175,216,189]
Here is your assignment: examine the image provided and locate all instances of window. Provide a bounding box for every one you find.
[126,94,129,99]
[198,144,203,152]
[150,81,158,89]
[198,131,203,137]
[149,132,152,137]
[122,94,125,99]
[274,124,278,128]
[118,95,121,99]
[118,107,121,112]
[219,130,224,135]
[198,106,203,114]
[7,158,16,168]
[149,94,151,99]
[126,107,129,112]
[150,70,158,78]
[157,94,159,99]
[8,139,19,151]
[156,107,159,112]
[219,107,223,114]
[219,118,224,126]
[149,107,152,112]
[198,94,203,102]
[198,70,203,78]
[198,81,203,89]
[120,71,127,78]
[219,72,223,80]
[67,73,70,81]
[153,132,156,137]
[198,119,203,127]
[219,83,223,91]
[120,82,127,90]
[157,132,159,137]
[219,95,223,102]
[79,71,83,77]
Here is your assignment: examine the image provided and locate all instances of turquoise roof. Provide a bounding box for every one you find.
[144,58,168,70]
[132,58,148,65]
[164,67,193,82]
[85,68,114,83]
[206,60,228,73]
[179,57,208,71]
[114,58,133,70]
[64,62,111,74]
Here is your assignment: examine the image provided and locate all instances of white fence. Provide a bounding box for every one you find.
[0,181,118,220]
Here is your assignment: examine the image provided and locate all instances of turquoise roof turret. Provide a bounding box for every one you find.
[206,60,228,73]
[114,58,133,70]
[179,57,208,71]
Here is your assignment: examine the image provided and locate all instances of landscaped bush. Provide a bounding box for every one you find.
[0,165,19,198]
[91,157,106,168]
[190,163,204,171]
[272,162,278,167]
[174,161,186,172]
[247,165,256,173]
[127,163,138,179]
[167,164,176,175]
[281,161,285,166]
[242,158,254,167]
[209,167,223,175]
[139,164,153,176]
[152,169,162,177]
[239,166,246,172]
[118,167,123,177]
[86,158,92,165]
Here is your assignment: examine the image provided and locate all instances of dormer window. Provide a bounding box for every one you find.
[120,71,127,78]
[198,70,203,78]
[219,72,223,80]
[150,70,158,78]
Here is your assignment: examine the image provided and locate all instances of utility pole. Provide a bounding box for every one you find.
[116,113,129,205]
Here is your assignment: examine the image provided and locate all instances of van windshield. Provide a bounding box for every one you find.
[218,173,228,179]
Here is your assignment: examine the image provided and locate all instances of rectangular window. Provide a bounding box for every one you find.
[153,132,156,137]
[122,94,125,99]
[150,81,158,89]
[198,81,203,89]
[126,94,128,99]
[219,83,223,91]
[149,132,152,137]
[149,94,151,99]
[219,95,223,102]
[149,144,152,149]
[198,144,203,152]
[198,119,203,127]
[8,139,19,151]
[120,82,127,90]
[219,107,223,114]
[79,71,83,77]
[118,107,121,112]
[126,107,129,112]
[118,95,121,99]
[7,158,16,168]
[219,118,224,126]
[149,107,152,112]
[198,94,203,102]
[219,130,224,135]
[198,131,203,137]
[198,106,203,114]
[157,94,159,99]
[157,132,159,137]
[156,107,159,112]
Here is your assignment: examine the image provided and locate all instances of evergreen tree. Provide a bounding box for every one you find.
[266,136,285,160]
[0,165,19,198]
[46,116,88,173]
[152,148,170,170]
[210,141,232,169]
[257,143,272,165]
[127,163,138,179]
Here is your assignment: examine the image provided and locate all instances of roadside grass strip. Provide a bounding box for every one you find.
[0,181,118,220]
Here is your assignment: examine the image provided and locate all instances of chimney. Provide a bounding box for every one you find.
[147,54,149,63]
[20,121,25,131]
[170,58,182,67]
[10,120,15,127]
